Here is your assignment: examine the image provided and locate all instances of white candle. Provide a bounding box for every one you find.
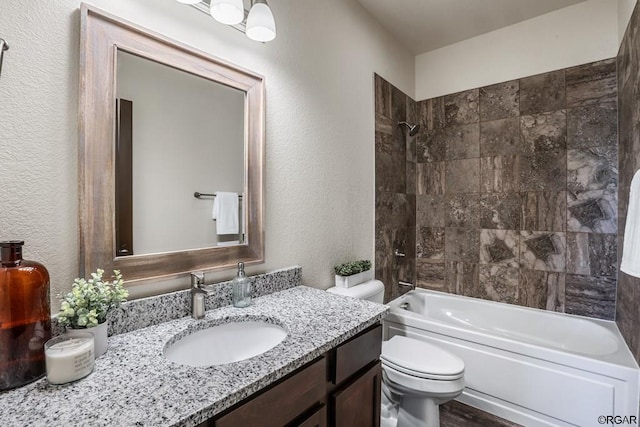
[45,333,95,385]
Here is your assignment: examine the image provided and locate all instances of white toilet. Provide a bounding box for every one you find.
[328,281,465,427]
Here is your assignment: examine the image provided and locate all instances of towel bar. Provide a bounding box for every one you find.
[194,192,243,199]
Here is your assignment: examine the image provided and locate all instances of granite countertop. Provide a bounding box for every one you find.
[1,285,388,427]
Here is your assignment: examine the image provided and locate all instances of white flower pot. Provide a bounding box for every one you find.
[67,321,108,358]
[334,269,373,288]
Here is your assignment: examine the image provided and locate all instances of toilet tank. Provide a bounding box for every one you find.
[327,280,385,304]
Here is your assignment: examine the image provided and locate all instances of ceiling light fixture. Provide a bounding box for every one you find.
[179,0,277,42]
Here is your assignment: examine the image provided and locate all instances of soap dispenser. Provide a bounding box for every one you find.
[232,262,251,308]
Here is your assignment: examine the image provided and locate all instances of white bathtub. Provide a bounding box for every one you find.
[383,289,640,427]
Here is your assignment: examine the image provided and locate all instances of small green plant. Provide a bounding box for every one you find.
[58,269,129,329]
[334,260,372,276]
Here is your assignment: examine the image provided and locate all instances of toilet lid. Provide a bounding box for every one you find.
[381,336,464,380]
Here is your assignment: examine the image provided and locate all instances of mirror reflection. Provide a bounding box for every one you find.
[115,51,246,257]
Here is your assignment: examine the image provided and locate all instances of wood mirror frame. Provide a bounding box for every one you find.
[79,4,264,286]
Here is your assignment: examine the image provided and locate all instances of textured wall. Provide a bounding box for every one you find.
[616,0,640,363]
[0,0,415,307]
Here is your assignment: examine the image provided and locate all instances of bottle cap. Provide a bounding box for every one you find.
[0,240,25,247]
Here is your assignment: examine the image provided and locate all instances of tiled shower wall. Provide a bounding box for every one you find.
[374,75,416,303]
[375,58,620,319]
[616,0,640,363]
[413,59,619,320]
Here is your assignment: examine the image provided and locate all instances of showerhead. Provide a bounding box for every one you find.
[398,121,420,137]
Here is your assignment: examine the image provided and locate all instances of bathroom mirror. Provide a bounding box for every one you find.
[79,5,264,285]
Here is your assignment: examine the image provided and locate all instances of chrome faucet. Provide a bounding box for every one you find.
[190,272,216,319]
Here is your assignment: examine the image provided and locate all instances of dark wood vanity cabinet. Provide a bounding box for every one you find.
[204,323,382,427]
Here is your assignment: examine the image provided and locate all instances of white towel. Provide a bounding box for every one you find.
[212,192,239,235]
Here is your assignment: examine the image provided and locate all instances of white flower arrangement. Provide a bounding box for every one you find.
[58,269,129,329]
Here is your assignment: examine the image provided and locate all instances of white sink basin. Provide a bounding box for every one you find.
[164,321,287,367]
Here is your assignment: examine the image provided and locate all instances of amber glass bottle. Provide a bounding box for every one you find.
[0,241,51,391]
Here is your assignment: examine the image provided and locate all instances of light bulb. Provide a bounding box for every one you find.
[176,0,201,4]
[210,0,245,25]
[246,1,276,42]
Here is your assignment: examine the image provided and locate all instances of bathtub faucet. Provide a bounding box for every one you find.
[399,281,414,290]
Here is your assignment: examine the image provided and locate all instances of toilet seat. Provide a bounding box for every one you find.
[383,363,465,396]
[381,335,464,380]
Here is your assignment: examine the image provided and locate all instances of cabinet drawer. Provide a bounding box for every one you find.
[332,324,381,385]
[215,357,326,427]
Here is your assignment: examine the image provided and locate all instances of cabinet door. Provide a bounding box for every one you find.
[332,362,381,427]
[215,357,326,427]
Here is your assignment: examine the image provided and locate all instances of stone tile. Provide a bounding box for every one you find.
[406,161,416,195]
[520,110,567,154]
[375,132,405,194]
[375,151,405,193]
[416,259,445,290]
[480,117,520,157]
[445,228,480,263]
[567,189,617,233]
[406,131,417,162]
[445,89,480,125]
[474,265,520,304]
[567,105,618,149]
[417,130,446,163]
[519,231,566,272]
[445,261,479,295]
[377,227,417,302]
[521,191,567,232]
[566,58,617,108]
[519,270,565,311]
[479,193,522,230]
[417,97,446,132]
[375,228,394,302]
[397,227,416,287]
[375,112,394,134]
[391,84,407,123]
[440,400,522,427]
[444,123,480,160]
[480,229,519,268]
[417,227,445,260]
[480,155,520,193]
[565,274,616,320]
[374,74,392,118]
[406,96,417,129]
[417,195,445,227]
[619,183,630,240]
[567,146,618,193]
[520,70,565,114]
[445,195,480,228]
[519,149,567,192]
[446,158,480,194]
[479,80,519,122]
[376,192,414,230]
[566,232,617,277]
[417,162,445,195]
